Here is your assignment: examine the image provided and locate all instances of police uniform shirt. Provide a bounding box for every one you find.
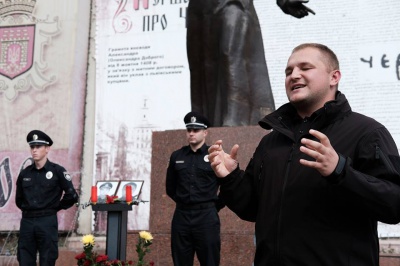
[16,159,78,213]
[166,143,220,205]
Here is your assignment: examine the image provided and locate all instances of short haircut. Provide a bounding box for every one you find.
[292,43,340,72]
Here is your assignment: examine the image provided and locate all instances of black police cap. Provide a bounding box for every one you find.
[26,130,53,146]
[184,111,211,129]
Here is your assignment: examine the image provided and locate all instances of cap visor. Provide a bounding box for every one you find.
[29,141,49,146]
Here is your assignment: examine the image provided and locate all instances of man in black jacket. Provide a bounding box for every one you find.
[166,112,224,266]
[16,130,79,266]
[208,43,400,265]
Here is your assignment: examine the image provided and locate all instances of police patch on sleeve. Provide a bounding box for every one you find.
[46,171,53,179]
[64,172,72,181]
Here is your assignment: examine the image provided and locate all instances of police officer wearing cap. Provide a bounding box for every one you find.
[15,130,79,266]
[166,112,225,266]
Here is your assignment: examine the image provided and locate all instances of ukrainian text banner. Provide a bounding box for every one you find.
[94,0,190,231]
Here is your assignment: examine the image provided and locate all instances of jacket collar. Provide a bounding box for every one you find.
[184,143,208,154]
[259,91,352,133]
[28,158,51,171]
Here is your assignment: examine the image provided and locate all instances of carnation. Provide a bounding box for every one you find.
[139,231,153,242]
[82,234,95,246]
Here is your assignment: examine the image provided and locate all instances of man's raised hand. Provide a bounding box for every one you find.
[208,140,239,177]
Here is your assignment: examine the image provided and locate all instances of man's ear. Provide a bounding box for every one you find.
[330,69,341,87]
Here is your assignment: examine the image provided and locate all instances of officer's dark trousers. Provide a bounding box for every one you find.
[171,207,220,266]
[18,215,58,266]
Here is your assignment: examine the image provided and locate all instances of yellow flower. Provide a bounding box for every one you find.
[82,234,95,246]
[139,231,153,242]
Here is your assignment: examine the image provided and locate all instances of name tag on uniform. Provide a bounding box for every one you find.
[176,160,184,163]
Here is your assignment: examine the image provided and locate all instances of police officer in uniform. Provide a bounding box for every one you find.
[166,112,225,266]
[15,130,79,266]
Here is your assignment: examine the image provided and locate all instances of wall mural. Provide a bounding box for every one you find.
[0,0,86,232]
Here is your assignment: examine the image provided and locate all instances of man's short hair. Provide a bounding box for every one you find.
[292,43,340,72]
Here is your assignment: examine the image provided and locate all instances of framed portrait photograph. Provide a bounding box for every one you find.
[96,181,119,203]
[115,180,144,201]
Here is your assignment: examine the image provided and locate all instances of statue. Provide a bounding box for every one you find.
[187,0,315,126]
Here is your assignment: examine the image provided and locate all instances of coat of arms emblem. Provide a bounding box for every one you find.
[0,0,60,101]
[0,24,35,79]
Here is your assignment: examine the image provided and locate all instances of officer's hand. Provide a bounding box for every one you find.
[299,129,339,176]
[208,140,239,177]
[277,0,315,18]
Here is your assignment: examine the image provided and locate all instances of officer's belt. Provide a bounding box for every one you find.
[176,202,215,210]
[22,209,57,218]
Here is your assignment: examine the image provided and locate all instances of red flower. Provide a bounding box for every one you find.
[96,254,108,262]
[150,261,155,266]
[106,195,119,204]
[75,252,86,260]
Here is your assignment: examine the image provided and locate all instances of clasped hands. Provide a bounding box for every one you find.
[208,129,338,178]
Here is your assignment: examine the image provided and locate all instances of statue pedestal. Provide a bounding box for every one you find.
[92,203,132,260]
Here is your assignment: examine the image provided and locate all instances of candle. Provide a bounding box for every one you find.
[125,185,133,203]
[91,186,97,204]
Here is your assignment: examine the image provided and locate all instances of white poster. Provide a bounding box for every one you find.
[94,0,190,231]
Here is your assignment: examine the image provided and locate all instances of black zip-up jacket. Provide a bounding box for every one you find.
[219,92,400,265]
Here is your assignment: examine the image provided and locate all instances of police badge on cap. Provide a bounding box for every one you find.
[184,111,211,129]
[26,130,53,146]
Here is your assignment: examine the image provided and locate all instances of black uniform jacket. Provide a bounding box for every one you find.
[16,159,78,214]
[166,144,224,210]
[219,92,400,265]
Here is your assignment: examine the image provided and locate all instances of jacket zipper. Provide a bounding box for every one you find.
[275,144,294,263]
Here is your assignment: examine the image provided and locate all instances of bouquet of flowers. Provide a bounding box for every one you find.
[75,231,153,266]
[75,234,112,266]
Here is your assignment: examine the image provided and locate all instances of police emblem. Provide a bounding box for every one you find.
[46,171,53,179]
[64,172,72,181]
[33,134,38,140]
[191,116,197,123]
[204,155,209,162]
[0,0,60,101]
